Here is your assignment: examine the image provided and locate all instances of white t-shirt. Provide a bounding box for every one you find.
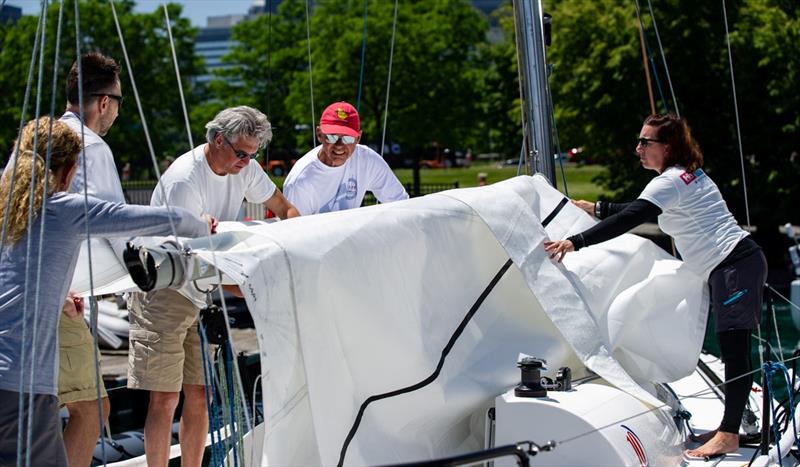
[61,111,128,262]
[283,144,408,215]
[152,144,276,220]
[152,144,277,306]
[638,166,747,278]
[61,111,125,204]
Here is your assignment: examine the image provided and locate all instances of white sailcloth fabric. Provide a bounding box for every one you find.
[181,175,708,465]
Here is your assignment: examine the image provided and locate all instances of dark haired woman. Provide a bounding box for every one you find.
[0,117,214,464]
[544,114,766,458]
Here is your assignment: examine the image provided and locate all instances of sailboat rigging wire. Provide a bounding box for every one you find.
[304,0,316,147]
[767,285,800,314]
[73,1,109,464]
[547,88,568,196]
[159,0,255,445]
[18,4,47,465]
[108,0,179,241]
[632,0,669,114]
[29,0,67,463]
[336,197,571,467]
[379,0,399,158]
[356,0,368,111]
[265,0,273,163]
[162,3,194,152]
[645,0,680,117]
[721,0,751,228]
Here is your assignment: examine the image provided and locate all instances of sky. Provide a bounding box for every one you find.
[9,1,259,27]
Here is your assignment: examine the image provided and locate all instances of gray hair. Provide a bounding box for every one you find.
[205,106,272,148]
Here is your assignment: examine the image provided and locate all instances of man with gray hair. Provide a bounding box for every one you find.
[127,106,298,466]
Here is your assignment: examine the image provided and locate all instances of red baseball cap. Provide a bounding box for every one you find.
[319,101,360,137]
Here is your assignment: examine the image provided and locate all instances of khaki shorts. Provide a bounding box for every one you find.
[58,315,108,405]
[127,289,209,392]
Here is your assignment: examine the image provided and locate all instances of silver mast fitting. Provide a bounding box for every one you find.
[512,0,555,184]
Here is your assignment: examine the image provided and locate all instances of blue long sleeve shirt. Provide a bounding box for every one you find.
[0,192,207,395]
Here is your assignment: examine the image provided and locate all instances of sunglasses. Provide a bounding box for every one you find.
[323,134,357,145]
[637,137,663,148]
[223,136,259,160]
[90,92,123,107]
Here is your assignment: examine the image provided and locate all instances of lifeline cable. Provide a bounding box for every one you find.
[336,196,570,466]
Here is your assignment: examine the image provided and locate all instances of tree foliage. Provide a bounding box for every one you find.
[0,0,201,178]
[216,0,488,156]
[537,0,799,232]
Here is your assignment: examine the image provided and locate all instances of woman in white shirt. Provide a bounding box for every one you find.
[545,114,767,459]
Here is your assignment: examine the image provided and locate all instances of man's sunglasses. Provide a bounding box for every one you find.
[90,92,123,107]
[223,136,259,160]
[323,134,357,145]
[637,137,663,148]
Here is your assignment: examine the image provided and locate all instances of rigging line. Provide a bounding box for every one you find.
[557,352,800,448]
[18,4,47,466]
[767,285,800,313]
[162,3,194,152]
[0,0,45,266]
[108,0,179,240]
[29,0,66,462]
[159,11,247,442]
[265,0,272,163]
[632,0,668,114]
[336,197,571,467]
[73,1,109,464]
[645,0,680,117]
[355,0,368,112]
[546,81,568,196]
[379,0,398,158]
[721,0,751,228]
[304,0,315,147]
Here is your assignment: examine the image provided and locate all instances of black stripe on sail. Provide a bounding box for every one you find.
[336,196,569,466]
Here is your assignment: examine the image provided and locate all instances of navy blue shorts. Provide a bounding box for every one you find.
[709,249,768,332]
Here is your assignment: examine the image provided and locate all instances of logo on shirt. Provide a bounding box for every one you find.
[345,177,357,200]
[679,168,705,185]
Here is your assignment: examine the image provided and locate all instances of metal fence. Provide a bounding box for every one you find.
[122,181,460,220]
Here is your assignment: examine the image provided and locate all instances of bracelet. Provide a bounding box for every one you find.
[594,201,602,219]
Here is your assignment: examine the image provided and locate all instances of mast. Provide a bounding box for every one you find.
[512,0,555,184]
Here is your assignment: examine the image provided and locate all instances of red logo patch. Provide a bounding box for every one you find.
[679,171,696,185]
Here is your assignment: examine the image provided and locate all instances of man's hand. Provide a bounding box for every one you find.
[572,199,595,217]
[202,214,218,234]
[62,292,84,320]
[265,190,301,219]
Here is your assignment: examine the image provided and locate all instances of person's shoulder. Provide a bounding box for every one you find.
[285,147,322,183]
[59,113,105,148]
[162,146,205,183]
[355,144,381,159]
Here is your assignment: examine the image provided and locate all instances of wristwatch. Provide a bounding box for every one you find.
[594,201,602,219]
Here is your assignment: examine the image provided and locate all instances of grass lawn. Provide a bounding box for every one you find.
[270,163,609,201]
[393,163,610,201]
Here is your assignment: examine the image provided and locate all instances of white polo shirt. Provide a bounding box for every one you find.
[638,166,747,278]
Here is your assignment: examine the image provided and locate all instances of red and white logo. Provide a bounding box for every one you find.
[621,425,648,467]
[679,171,696,185]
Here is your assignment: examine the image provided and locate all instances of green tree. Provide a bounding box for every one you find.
[215,0,488,158]
[0,0,202,178]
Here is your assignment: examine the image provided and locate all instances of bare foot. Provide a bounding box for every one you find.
[685,431,739,459]
[689,429,717,444]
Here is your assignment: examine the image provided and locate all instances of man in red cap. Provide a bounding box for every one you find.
[283,101,408,214]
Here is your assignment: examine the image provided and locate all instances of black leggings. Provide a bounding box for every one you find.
[717,329,752,434]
